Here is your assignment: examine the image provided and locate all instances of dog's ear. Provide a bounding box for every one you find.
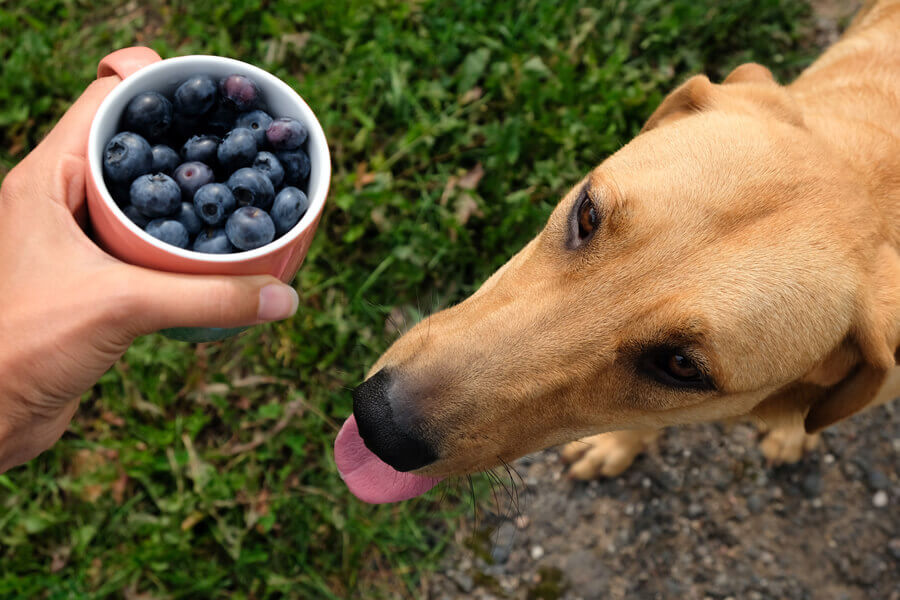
[642,63,803,133]
[722,63,777,85]
[804,245,900,432]
[641,75,716,133]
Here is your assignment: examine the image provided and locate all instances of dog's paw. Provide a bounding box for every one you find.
[758,426,820,464]
[560,429,659,480]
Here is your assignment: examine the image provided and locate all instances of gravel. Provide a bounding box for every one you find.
[426,405,899,600]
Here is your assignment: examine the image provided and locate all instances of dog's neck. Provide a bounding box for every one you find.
[789,0,900,249]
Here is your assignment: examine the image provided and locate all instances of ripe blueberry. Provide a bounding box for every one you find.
[172,161,215,201]
[235,110,273,146]
[130,173,182,218]
[103,131,153,184]
[123,91,172,140]
[219,75,261,112]
[175,202,204,236]
[227,167,275,211]
[271,186,310,235]
[182,134,220,166]
[193,183,236,226]
[225,206,276,251]
[173,75,217,116]
[217,127,257,171]
[252,151,284,188]
[193,228,234,254]
[265,117,307,150]
[275,149,311,185]
[145,219,190,249]
[122,204,149,229]
[151,144,180,174]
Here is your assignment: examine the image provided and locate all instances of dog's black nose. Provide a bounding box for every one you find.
[352,368,437,472]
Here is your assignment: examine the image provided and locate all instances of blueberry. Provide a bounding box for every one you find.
[122,204,149,228]
[103,131,153,184]
[192,228,234,254]
[271,186,310,235]
[235,110,273,146]
[225,206,275,251]
[219,74,262,112]
[206,102,239,135]
[122,91,172,140]
[226,167,275,211]
[182,134,220,166]
[265,117,307,150]
[193,183,236,226]
[172,161,215,201]
[145,219,189,249]
[217,127,257,171]
[276,149,311,185]
[151,144,180,174]
[130,173,181,218]
[173,75,217,116]
[252,151,284,188]
[175,202,204,236]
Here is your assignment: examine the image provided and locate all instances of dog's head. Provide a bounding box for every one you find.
[335,64,900,503]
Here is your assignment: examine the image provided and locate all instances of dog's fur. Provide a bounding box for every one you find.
[365,0,900,480]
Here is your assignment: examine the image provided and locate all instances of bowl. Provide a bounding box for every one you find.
[85,47,330,342]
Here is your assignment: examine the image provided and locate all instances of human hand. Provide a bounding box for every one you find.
[0,76,299,472]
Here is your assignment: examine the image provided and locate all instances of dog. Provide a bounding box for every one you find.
[334,0,899,503]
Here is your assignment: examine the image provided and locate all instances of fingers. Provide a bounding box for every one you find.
[106,267,300,336]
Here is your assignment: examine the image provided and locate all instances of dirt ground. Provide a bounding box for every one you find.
[426,405,898,600]
[425,2,900,599]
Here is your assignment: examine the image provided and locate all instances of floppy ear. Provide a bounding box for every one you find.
[641,74,716,133]
[804,245,900,432]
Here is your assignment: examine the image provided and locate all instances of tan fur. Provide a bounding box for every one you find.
[367,0,900,479]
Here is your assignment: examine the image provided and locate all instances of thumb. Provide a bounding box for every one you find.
[112,267,299,336]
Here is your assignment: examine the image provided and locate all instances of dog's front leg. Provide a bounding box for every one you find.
[559,429,660,479]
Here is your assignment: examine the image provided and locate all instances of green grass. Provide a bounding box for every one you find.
[0,1,817,597]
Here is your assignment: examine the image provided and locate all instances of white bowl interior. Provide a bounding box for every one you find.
[88,55,331,263]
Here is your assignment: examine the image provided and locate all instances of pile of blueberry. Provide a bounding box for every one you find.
[102,74,312,253]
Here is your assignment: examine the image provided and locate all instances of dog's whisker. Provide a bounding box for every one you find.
[488,467,520,522]
[466,474,479,528]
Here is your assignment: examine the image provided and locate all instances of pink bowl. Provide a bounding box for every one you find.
[86,48,331,341]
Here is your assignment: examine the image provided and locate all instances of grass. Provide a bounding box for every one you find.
[0,0,818,597]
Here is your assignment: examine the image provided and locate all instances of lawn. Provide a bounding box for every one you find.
[0,1,817,598]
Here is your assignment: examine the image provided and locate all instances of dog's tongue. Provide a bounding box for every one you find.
[334,415,442,504]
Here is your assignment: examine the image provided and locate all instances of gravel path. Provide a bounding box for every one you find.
[427,406,898,600]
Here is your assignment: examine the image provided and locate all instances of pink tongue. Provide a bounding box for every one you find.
[334,415,442,504]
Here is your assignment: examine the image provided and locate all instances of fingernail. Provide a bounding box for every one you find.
[258,284,299,321]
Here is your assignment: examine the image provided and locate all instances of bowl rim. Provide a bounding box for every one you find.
[87,55,331,264]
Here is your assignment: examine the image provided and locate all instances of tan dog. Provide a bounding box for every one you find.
[334,0,899,502]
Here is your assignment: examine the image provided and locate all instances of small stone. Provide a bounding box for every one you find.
[515,515,531,529]
[823,453,835,464]
[530,545,544,560]
[888,538,900,561]
[687,502,704,518]
[802,472,823,498]
[746,494,765,514]
[866,468,890,491]
[448,571,474,593]
[872,490,888,508]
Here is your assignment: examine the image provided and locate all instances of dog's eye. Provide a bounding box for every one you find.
[577,195,598,240]
[640,347,713,390]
